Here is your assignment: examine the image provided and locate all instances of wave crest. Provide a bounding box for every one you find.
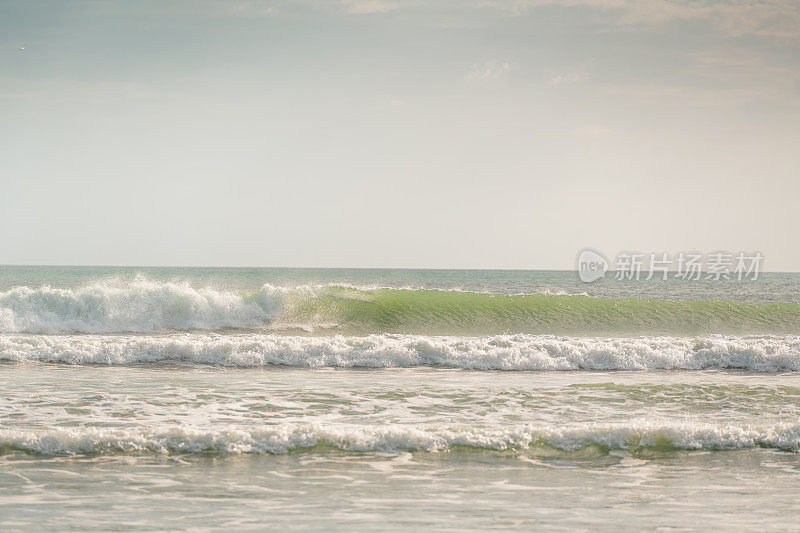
[4,421,800,455]
[1,280,798,335]
[0,280,284,333]
[3,333,800,371]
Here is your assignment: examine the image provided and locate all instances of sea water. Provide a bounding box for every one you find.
[2,266,800,530]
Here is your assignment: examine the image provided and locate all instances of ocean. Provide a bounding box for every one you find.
[2,266,800,530]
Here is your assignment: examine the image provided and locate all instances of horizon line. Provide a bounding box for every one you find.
[0,264,796,274]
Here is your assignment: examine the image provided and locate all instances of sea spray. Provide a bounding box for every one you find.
[1,280,799,335]
[2,333,800,371]
[4,420,800,455]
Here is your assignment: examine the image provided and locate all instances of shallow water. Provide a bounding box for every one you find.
[2,266,800,530]
[4,366,800,530]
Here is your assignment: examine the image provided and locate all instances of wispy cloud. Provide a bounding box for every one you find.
[690,49,800,83]
[574,124,617,138]
[548,72,588,85]
[201,1,278,17]
[193,0,399,17]
[479,0,800,39]
[466,61,511,81]
[340,0,398,14]
[601,83,784,107]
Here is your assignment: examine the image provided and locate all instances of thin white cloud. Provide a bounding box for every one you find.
[574,125,617,138]
[341,0,398,14]
[479,0,800,39]
[193,0,400,17]
[601,83,782,107]
[466,61,511,81]
[548,72,588,85]
[688,48,800,95]
[202,1,277,17]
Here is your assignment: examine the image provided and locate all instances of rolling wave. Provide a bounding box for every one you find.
[4,420,800,455]
[3,333,800,371]
[0,280,282,333]
[0,280,798,335]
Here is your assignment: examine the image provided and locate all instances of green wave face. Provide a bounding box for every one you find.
[277,287,800,336]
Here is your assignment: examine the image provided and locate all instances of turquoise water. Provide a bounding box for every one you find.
[3,266,800,530]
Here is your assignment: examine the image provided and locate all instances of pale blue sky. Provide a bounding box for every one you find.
[1,1,799,269]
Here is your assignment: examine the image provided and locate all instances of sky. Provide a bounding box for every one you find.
[1,0,799,270]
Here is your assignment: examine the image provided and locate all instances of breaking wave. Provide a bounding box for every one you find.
[5,421,800,455]
[3,333,800,371]
[0,280,798,335]
[0,280,291,334]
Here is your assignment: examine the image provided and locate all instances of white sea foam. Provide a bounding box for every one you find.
[4,420,800,455]
[1,280,798,335]
[2,333,800,371]
[0,280,286,333]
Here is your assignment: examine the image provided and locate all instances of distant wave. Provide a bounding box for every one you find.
[4,420,800,455]
[0,280,798,335]
[3,333,800,371]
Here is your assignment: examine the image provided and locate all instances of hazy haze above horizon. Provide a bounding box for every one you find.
[1,0,799,270]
